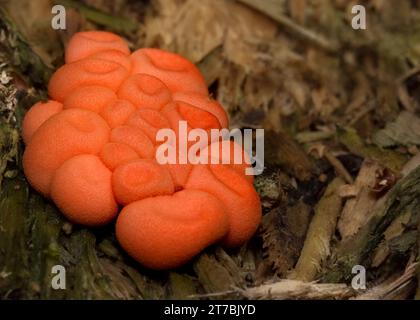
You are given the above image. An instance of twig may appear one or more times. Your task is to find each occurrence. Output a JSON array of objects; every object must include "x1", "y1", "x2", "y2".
[
  {"x1": 355, "y1": 263, "x2": 417, "y2": 300},
  {"x1": 348, "y1": 103, "x2": 376, "y2": 126},
  {"x1": 241, "y1": 279, "x2": 354, "y2": 300},
  {"x1": 237, "y1": 0, "x2": 339, "y2": 53},
  {"x1": 289, "y1": 177, "x2": 346, "y2": 281},
  {"x1": 188, "y1": 289, "x2": 237, "y2": 299},
  {"x1": 190, "y1": 279, "x2": 355, "y2": 300},
  {"x1": 324, "y1": 151, "x2": 354, "y2": 184},
  {"x1": 295, "y1": 130, "x2": 335, "y2": 144},
  {"x1": 337, "y1": 159, "x2": 382, "y2": 240}
]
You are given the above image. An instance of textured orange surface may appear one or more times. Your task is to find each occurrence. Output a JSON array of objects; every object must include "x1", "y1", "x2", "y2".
[
  {"x1": 50, "y1": 154, "x2": 118, "y2": 226},
  {"x1": 22, "y1": 100, "x2": 63, "y2": 144},
  {"x1": 22, "y1": 31, "x2": 261, "y2": 269},
  {"x1": 116, "y1": 190, "x2": 228, "y2": 270}
]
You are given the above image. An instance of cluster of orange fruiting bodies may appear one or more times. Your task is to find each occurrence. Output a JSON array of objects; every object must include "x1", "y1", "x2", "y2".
[{"x1": 22, "y1": 31, "x2": 261, "y2": 269}]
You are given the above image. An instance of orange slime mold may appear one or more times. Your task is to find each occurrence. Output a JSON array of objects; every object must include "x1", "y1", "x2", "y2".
[{"x1": 22, "y1": 30, "x2": 261, "y2": 269}]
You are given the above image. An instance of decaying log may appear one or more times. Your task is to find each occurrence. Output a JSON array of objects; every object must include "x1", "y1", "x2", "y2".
[{"x1": 324, "y1": 165, "x2": 420, "y2": 283}]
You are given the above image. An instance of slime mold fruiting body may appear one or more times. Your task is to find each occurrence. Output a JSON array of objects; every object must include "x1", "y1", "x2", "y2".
[{"x1": 22, "y1": 31, "x2": 261, "y2": 269}]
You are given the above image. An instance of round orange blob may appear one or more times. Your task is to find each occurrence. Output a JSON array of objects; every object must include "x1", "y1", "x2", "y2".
[
  {"x1": 161, "y1": 102, "x2": 215, "y2": 151},
  {"x1": 161, "y1": 102, "x2": 197, "y2": 140},
  {"x1": 165, "y1": 163, "x2": 193, "y2": 189},
  {"x1": 22, "y1": 100, "x2": 63, "y2": 144},
  {"x1": 126, "y1": 109, "x2": 171, "y2": 143},
  {"x1": 130, "y1": 49, "x2": 208, "y2": 95},
  {"x1": 185, "y1": 164, "x2": 261, "y2": 247},
  {"x1": 100, "y1": 142, "x2": 139, "y2": 170},
  {"x1": 112, "y1": 159, "x2": 174, "y2": 205},
  {"x1": 199, "y1": 140, "x2": 254, "y2": 183},
  {"x1": 48, "y1": 58, "x2": 129, "y2": 102},
  {"x1": 110, "y1": 125, "x2": 155, "y2": 159},
  {"x1": 51, "y1": 154, "x2": 118, "y2": 226},
  {"x1": 23, "y1": 108, "x2": 110, "y2": 196},
  {"x1": 177, "y1": 101, "x2": 221, "y2": 130},
  {"x1": 89, "y1": 50, "x2": 132, "y2": 71},
  {"x1": 116, "y1": 189, "x2": 228, "y2": 269},
  {"x1": 63, "y1": 85, "x2": 117, "y2": 114},
  {"x1": 65, "y1": 31, "x2": 130, "y2": 63},
  {"x1": 117, "y1": 74, "x2": 172, "y2": 110},
  {"x1": 173, "y1": 92, "x2": 228, "y2": 129},
  {"x1": 100, "y1": 99, "x2": 136, "y2": 128}
]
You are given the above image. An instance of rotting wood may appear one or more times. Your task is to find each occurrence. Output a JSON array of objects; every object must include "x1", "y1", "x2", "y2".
[
  {"x1": 241, "y1": 279, "x2": 354, "y2": 300},
  {"x1": 289, "y1": 177, "x2": 345, "y2": 282},
  {"x1": 324, "y1": 165, "x2": 420, "y2": 283},
  {"x1": 337, "y1": 159, "x2": 384, "y2": 240}
]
